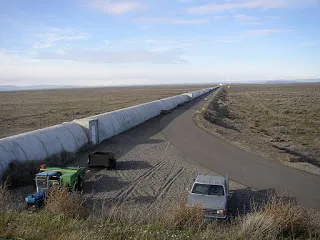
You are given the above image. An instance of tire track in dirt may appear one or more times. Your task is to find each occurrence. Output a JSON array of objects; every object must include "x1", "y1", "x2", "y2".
[
  {"x1": 114, "y1": 142, "x2": 171, "y2": 202},
  {"x1": 114, "y1": 160, "x2": 165, "y2": 200},
  {"x1": 154, "y1": 167, "x2": 184, "y2": 201}
]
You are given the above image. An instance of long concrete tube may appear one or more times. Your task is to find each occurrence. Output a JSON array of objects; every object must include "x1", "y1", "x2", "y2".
[{"x1": 0, "y1": 86, "x2": 218, "y2": 180}]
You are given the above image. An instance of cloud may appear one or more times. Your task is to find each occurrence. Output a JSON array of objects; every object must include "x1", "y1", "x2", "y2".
[
  {"x1": 188, "y1": 0, "x2": 286, "y2": 14},
  {"x1": 33, "y1": 28, "x2": 89, "y2": 49},
  {"x1": 213, "y1": 28, "x2": 290, "y2": 43},
  {"x1": 136, "y1": 17, "x2": 208, "y2": 25},
  {"x1": 89, "y1": 0, "x2": 144, "y2": 14},
  {"x1": 234, "y1": 14, "x2": 261, "y2": 25},
  {"x1": 299, "y1": 41, "x2": 318, "y2": 47},
  {"x1": 187, "y1": 0, "x2": 319, "y2": 14},
  {"x1": 214, "y1": 15, "x2": 228, "y2": 20},
  {"x1": 36, "y1": 49, "x2": 188, "y2": 64},
  {"x1": 246, "y1": 28, "x2": 290, "y2": 36},
  {"x1": 235, "y1": 14, "x2": 257, "y2": 21}
]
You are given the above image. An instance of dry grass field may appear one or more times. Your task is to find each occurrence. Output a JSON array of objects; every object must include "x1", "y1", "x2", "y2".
[
  {"x1": 0, "y1": 85, "x2": 209, "y2": 138},
  {"x1": 200, "y1": 83, "x2": 320, "y2": 173}
]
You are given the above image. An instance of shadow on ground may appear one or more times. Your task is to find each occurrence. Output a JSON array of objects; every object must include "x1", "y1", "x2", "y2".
[
  {"x1": 83, "y1": 175, "x2": 130, "y2": 194},
  {"x1": 116, "y1": 160, "x2": 153, "y2": 170},
  {"x1": 228, "y1": 187, "x2": 297, "y2": 217}
]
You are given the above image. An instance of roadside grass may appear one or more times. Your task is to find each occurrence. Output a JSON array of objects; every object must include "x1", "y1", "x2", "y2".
[
  {"x1": 44, "y1": 187, "x2": 86, "y2": 218},
  {"x1": 0, "y1": 185, "x2": 319, "y2": 240},
  {"x1": 198, "y1": 84, "x2": 320, "y2": 172},
  {"x1": 0, "y1": 182, "x2": 10, "y2": 211},
  {"x1": 202, "y1": 88, "x2": 237, "y2": 131},
  {"x1": 169, "y1": 203, "x2": 205, "y2": 229},
  {"x1": 239, "y1": 197, "x2": 319, "y2": 239}
]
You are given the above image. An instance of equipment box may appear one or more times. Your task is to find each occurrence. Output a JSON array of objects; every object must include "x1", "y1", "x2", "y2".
[{"x1": 88, "y1": 151, "x2": 116, "y2": 169}]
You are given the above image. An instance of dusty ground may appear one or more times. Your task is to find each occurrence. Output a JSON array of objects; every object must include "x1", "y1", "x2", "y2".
[
  {"x1": 0, "y1": 85, "x2": 210, "y2": 138},
  {"x1": 197, "y1": 83, "x2": 320, "y2": 175}
]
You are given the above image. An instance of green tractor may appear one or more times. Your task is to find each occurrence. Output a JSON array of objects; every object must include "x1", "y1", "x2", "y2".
[{"x1": 25, "y1": 165, "x2": 86, "y2": 207}]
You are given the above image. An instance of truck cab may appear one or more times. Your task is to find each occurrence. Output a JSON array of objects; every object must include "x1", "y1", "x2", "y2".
[{"x1": 186, "y1": 175, "x2": 229, "y2": 219}]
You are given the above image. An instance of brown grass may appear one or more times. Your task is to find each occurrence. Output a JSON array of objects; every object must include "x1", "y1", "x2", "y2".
[
  {"x1": 0, "y1": 85, "x2": 211, "y2": 138},
  {"x1": 239, "y1": 197, "x2": 318, "y2": 239},
  {"x1": 0, "y1": 192, "x2": 318, "y2": 240},
  {"x1": 168, "y1": 203, "x2": 205, "y2": 229},
  {"x1": 200, "y1": 83, "x2": 320, "y2": 168},
  {"x1": 44, "y1": 187, "x2": 86, "y2": 218},
  {"x1": 0, "y1": 182, "x2": 10, "y2": 211}
]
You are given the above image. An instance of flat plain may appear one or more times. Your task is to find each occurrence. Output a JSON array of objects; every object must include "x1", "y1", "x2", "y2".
[
  {"x1": 200, "y1": 83, "x2": 320, "y2": 173},
  {"x1": 0, "y1": 85, "x2": 210, "y2": 138}
]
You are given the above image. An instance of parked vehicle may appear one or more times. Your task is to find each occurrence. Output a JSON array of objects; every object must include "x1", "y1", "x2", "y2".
[
  {"x1": 186, "y1": 175, "x2": 229, "y2": 220},
  {"x1": 88, "y1": 151, "x2": 116, "y2": 169},
  {"x1": 25, "y1": 165, "x2": 86, "y2": 207}
]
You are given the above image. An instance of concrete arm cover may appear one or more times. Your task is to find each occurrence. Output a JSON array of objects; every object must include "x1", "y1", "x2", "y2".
[{"x1": 0, "y1": 86, "x2": 218, "y2": 180}]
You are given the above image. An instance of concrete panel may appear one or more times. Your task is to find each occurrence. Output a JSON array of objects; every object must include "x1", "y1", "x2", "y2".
[
  {"x1": 53, "y1": 126, "x2": 79, "y2": 153},
  {"x1": 115, "y1": 107, "x2": 141, "y2": 131},
  {"x1": 11, "y1": 133, "x2": 48, "y2": 161},
  {"x1": 160, "y1": 97, "x2": 176, "y2": 110},
  {"x1": 143, "y1": 101, "x2": 163, "y2": 119},
  {"x1": 72, "y1": 119, "x2": 90, "y2": 139},
  {"x1": 62, "y1": 122, "x2": 88, "y2": 148},
  {"x1": 132, "y1": 103, "x2": 150, "y2": 122},
  {"x1": 126, "y1": 106, "x2": 144, "y2": 125},
  {"x1": 182, "y1": 93, "x2": 193, "y2": 101},
  {"x1": 98, "y1": 116, "x2": 115, "y2": 140},
  {"x1": 0, "y1": 145, "x2": 14, "y2": 175},
  {"x1": 180, "y1": 94, "x2": 190, "y2": 103},
  {"x1": 103, "y1": 112, "x2": 122, "y2": 135},
  {"x1": 32, "y1": 128, "x2": 64, "y2": 157},
  {"x1": 0, "y1": 138, "x2": 27, "y2": 163}
]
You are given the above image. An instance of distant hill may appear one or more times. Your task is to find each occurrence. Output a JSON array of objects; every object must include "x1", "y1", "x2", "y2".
[
  {"x1": 264, "y1": 80, "x2": 300, "y2": 84},
  {"x1": 0, "y1": 85, "x2": 82, "y2": 91},
  {"x1": 263, "y1": 79, "x2": 319, "y2": 84}
]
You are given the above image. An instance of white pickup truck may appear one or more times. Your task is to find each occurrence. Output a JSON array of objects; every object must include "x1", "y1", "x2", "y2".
[{"x1": 186, "y1": 175, "x2": 229, "y2": 220}]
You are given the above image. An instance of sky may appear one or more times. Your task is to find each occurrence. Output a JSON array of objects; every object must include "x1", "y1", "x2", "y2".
[{"x1": 0, "y1": 0, "x2": 320, "y2": 86}]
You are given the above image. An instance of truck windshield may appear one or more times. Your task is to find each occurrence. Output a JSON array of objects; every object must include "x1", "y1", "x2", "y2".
[
  {"x1": 36, "y1": 177, "x2": 48, "y2": 190},
  {"x1": 191, "y1": 183, "x2": 224, "y2": 196}
]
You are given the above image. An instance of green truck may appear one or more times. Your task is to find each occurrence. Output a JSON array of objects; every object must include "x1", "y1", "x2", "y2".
[{"x1": 25, "y1": 165, "x2": 86, "y2": 207}]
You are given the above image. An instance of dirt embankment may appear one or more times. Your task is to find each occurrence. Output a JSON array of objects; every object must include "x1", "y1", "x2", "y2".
[{"x1": 195, "y1": 84, "x2": 320, "y2": 175}]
